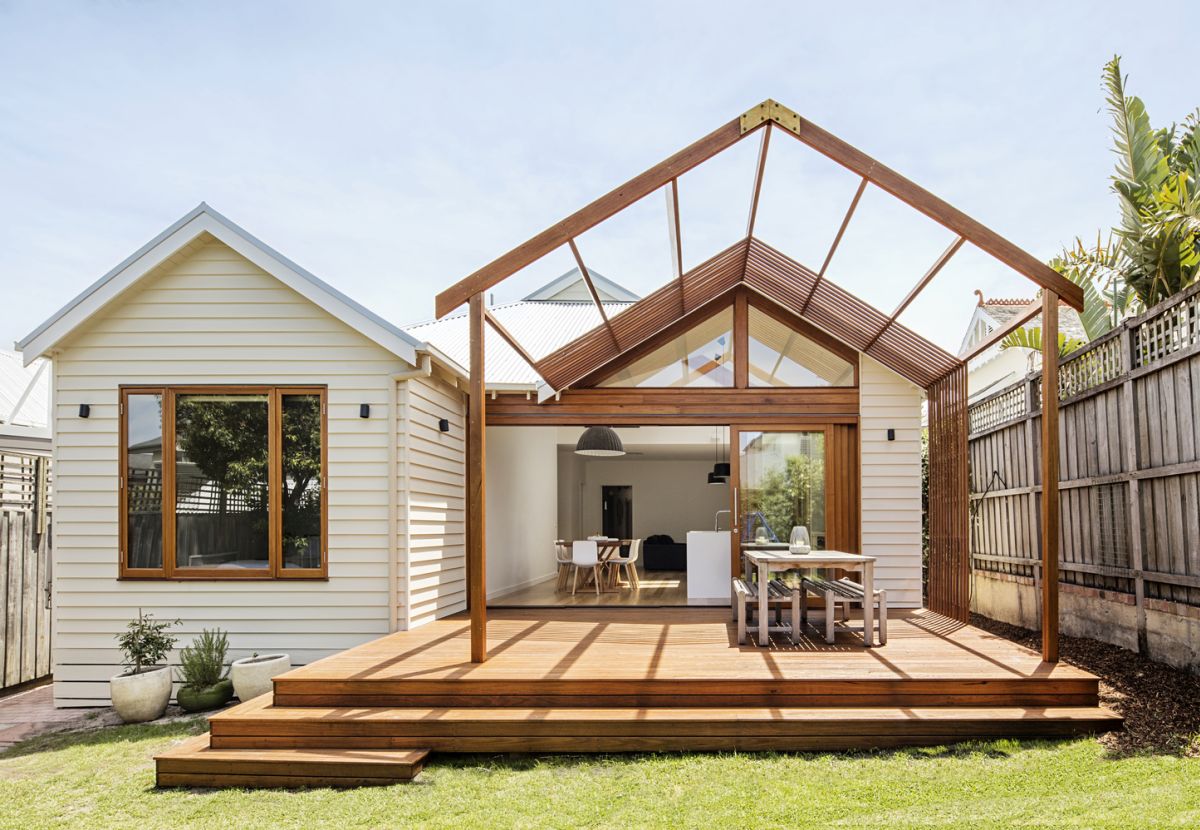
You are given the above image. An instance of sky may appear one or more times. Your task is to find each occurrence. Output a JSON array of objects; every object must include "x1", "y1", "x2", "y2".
[{"x1": 1, "y1": 1, "x2": 1197, "y2": 354}]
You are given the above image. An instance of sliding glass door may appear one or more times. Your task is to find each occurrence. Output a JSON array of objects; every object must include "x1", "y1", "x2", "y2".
[{"x1": 735, "y1": 428, "x2": 826, "y2": 545}]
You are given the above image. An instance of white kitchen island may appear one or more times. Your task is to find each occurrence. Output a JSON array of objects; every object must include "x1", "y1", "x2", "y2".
[{"x1": 685, "y1": 530, "x2": 731, "y2": 605}]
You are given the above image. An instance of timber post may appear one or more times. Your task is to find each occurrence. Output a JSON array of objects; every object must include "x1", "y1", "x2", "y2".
[
  {"x1": 1041, "y1": 290, "x2": 1060, "y2": 662},
  {"x1": 468, "y1": 293, "x2": 487, "y2": 662}
]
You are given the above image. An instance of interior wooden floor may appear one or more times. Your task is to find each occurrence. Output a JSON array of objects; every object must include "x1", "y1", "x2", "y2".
[
  {"x1": 157, "y1": 607, "x2": 1121, "y2": 787},
  {"x1": 491, "y1": 568, "x2": 689, "y2": 606}
]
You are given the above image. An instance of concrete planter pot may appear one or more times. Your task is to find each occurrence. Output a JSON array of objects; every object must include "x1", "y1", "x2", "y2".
[
  {"x1": 230, "y1": 654, "x2": 290, "y2": 701},
  {"x1": 110, "y1": 666, "x2": 172, "y2": 723}
]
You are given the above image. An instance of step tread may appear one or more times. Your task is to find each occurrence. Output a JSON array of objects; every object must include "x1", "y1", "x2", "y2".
[
  {"x1": 157, "y1": 733, "x2": 430, "y2": 766},
  {"x1": 214, "y1": 701, "x2": 1121, "y2": 724}
]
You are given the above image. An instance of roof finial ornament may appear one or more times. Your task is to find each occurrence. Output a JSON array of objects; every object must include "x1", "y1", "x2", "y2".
[{"x1": 974, "y1": 289, "x2": 984, "y2": 307}]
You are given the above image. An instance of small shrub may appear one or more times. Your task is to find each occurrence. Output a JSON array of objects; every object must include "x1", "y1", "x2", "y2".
[
  {"x1": 115, "y1": 610, "x2": 179, "y2": 674},
  {"x1": 178, "y1": 628, "x2": 229, "y2": 690}
]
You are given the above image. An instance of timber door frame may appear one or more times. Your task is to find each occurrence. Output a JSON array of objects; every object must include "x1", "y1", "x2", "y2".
[{"x1": 728, "y1": 422, "x2": 859, "y2": 579}]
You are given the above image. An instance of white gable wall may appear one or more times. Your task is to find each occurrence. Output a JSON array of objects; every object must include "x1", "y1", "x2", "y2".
[
  {"x1": 859, "y1": 356, "x2": 923, "y2": 608},
  {"x1": 50, "y1": 236, "x2": 412, "y2": 705}
]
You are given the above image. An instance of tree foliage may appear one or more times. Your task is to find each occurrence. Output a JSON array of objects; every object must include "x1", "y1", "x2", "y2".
[
  {"x1": 749, "y1": 454, "x2": 825, "y2": 544},
  {"x1": 115, "y1": 610, "x2": 179, "y2": 674},
  {"x1": 1003, "y1": 56, "x2": 1199, "y2": 355}
]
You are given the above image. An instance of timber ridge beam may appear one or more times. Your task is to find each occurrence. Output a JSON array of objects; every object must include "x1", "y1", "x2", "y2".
[{"x1": 435, "y1": 98, "x2": 1084, "y2": 318}]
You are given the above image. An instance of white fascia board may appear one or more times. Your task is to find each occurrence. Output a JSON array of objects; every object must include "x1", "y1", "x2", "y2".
[{"x1": 18, "y1": 203, "x2": 421, "y2": 367}]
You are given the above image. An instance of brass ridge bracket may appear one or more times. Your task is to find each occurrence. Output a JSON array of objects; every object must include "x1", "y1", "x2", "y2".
[{"x1": 739, "y1": 99, "x2": 802, "y2": 136}]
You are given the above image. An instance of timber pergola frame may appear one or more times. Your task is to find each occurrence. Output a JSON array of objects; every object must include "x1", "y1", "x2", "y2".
[{"x1": 437, "y1": 99, "x2": 1082, "y2": 665}]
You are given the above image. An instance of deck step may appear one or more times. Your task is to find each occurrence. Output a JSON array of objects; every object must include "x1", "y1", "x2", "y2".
[
  {"x1": 208, "y1": 697, "x2": 1122, "y2": 753},
  {"x1": 272, "y1": 677, "x2": 1102, "y2": 708},
  {"x1": 154, "y1": 733, "x2": 428, "y2": 788}
]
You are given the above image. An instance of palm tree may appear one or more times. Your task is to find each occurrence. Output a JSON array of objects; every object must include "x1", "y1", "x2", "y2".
[{"x1": 1003, "y1": 56, "x2": 1200, "y2": 355}]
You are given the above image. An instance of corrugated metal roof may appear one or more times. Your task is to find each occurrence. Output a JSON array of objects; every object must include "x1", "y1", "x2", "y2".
[
  {"x1": 405, "y1": 301, "x2": 633, "y2": 386},
  {"x1": 0, "y1": 349, "x2": 49, "y2": 430}
]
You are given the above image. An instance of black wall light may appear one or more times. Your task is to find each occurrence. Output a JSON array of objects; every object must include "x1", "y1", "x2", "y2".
[
  {"x1": 887, "y1": 428, "x2": 896, "y2": 441},
  {"x1": 359, "y1": 404, "x2": 370, "y2": 419},
  {"x1": 438, "y1": 418, "x2": 450, "y2": 433},
  {"x1": 78, "y1": 404, "x2": 90, "y2": 419}
]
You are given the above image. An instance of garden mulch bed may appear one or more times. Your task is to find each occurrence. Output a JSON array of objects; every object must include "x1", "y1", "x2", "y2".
[{"x1": 970, "y1": 613, "x2": 1200, "y2": 756}]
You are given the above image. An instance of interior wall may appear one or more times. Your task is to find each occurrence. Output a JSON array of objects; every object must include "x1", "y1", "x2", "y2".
[
  {"x1": 484, "y1": 426, "x2": 559, "y2": 598},
  {"x1": 558, "y1": 454, "x2": 730, "y2": 542}
]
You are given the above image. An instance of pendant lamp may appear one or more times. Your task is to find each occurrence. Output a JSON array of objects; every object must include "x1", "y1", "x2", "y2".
[{"x1": 575, "y1": 426, "x2": 625, "y2": 457}]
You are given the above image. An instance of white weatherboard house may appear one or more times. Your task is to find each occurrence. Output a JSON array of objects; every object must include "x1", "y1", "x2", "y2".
[{"x1": 20, "y1": 204, "x2": 924, "y2": 707}]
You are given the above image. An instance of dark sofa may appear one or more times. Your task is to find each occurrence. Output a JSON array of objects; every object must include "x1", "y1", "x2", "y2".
[{"x1": 642, "y1": 534, "x2": 687, "y2": 571}]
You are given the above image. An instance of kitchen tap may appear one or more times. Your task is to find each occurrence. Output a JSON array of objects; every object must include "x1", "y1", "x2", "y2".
[{"x1": 714, "y1": 509, "x2": 731, "y2": 532}]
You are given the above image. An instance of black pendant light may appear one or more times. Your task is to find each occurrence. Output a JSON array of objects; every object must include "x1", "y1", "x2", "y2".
[
  {"x1": 707, "y1": 471, "x2": 724, "y2": 485},
  {"x1": 575, "y1": 426, "x2": 625, "y2": 457},
  {"x1": 711, "y1": 426, "x2": 730, "y2": 480}
]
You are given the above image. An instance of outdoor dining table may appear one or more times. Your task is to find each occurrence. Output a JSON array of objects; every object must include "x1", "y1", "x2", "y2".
[{"x1": 741, "y1": 549, "x2": 878, "y2": 647}]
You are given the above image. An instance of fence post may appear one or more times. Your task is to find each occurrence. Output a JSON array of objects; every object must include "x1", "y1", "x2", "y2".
[
  {"x1": 1023, "y1": 375, "x2": 1040, "y2": 621},
  {"x1": 1118, "y1": 321, "x2": 1148, "y2": 654}
]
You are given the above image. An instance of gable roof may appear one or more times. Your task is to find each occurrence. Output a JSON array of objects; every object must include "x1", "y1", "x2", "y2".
[
  {"x1": 17, "y1": 203, "x2": 425, "y2": 367},
  {"x1": 522, "y1": 268, "x2": 639, "y2": 303},
  {"x1": 534, "y1": 237, "x2": 960, "y2": 391},
  {"x1": 432, "y1": 98, "x2": 1085, "y2": 394},
  {"x1": 959, "y1": 294, "x2": 1088, "y2": 359}
]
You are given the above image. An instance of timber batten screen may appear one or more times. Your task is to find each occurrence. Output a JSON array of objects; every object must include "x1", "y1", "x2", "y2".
[{"x1": 926, "y1": 366, "x2": 969, "y2": 622}]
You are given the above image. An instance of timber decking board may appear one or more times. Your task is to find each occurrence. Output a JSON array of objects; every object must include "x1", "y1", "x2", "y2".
[
  {"x1": 204, "y1": 701, "x2": 1119, "y2": 753},
  {"x1": 157, "y1": 608, "x2": 1118, "y2": 784},
  {"x1": 154, "y1": 733, "x2": 427, "y2": 788},
  {"x1": 272, "y1": 608, "x2": 1095, "y2": 690}
]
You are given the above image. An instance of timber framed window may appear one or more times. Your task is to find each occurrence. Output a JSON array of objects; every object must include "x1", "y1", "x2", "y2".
[{"x1": 119, "y1": 385, "x2": 327, "y2": 579}]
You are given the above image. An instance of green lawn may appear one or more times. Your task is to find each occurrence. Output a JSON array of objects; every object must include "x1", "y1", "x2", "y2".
[{"x1": 1, "y1": 719, "x2": 1198, "y2": 830}]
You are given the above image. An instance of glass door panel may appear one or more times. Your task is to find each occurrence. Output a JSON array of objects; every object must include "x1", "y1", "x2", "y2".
[{"x1": 736, "y1": 430, "x2": 826, "y2": 551}]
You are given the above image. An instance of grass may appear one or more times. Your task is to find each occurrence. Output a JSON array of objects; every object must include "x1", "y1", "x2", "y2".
[{"x1": 1, "y1": 720, "x2": 1198, "y2": 830}]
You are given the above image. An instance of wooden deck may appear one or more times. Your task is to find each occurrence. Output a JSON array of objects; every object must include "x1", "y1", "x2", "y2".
[{"x1": 157, "y1": 607, "x2": 1121, "y2": 787}]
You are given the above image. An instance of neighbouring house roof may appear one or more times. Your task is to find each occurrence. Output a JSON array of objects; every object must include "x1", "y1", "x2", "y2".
[
  {"x1": 17, "y1": 203, "x2": 429, "y2": 368},
  {"x1": 959, "y1": 293, "x2": 1088, "y2": 360},
  {"x1": 405, "y1": 299, "x2": 634, "y2": 387},
  {"x1": 521, "y1": 268, "x2": 639, "y2": 303},
  {"x1": 0, "y1": 349, "x2": 49, "y2": 433}
]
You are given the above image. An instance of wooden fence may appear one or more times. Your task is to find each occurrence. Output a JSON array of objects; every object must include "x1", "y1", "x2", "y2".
[
  {"x1": 1, "y1": 452, "x2": 52, "y2": 691},
  {"x1": 967, "y1": 280, "x2": 1200, "y2": 652}
]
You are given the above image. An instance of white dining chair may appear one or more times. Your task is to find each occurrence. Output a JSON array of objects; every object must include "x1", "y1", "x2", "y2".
[
  {"x1": 554, "y1": 541, "x2": 574, "y2": 591},
  {"x1": 570, "y1": 540, "x2": 602, "y2": 596},
  {"x1": 609, "y1": 539, "x2": 641, "y2": 590}
]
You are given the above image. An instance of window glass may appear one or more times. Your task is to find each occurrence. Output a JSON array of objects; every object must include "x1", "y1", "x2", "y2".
[
  {"x1": 174, "y1": 393, "x2": 270, "y2": 569},
  {"x1": 281, "y1": 394, "x2": 322, "y2": 569},
  {"x1": 738, "y1": 430, "x2": 826, "y2": 548},
  {"x1": 598, "y1": 309, "x2": 734, "y2": 387},
  {"x1": 125, "y1": 393, "x2": 163, "y2": 569},
  {"x1": 748, "y1": 306, "x2": 855, "y2": 387}
]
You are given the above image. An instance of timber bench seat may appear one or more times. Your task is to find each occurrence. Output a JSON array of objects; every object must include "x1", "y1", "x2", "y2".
[
  {"x1": 733, "y1": 577, "x2": 801, "y2": 644},
  {"x1": 802, "y1": 577, "x2": 887, "y2": 645}
]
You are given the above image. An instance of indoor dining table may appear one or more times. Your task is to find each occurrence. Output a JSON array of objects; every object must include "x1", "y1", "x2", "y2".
[
  {"x1": 564, "y1": 538, "x2": 629, "y2": 591},
  {"x1": 741, "y1": 548, "x2": 877, "y2": 646}
]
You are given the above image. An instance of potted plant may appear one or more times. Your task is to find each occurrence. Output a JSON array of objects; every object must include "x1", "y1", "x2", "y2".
[
  {"x1": 111, "y1": 610, "x2": 179, "y2": 723},
  {"x1": 231, "y1": 651, "x2": 291, "y2": 702},
  {"x1": 176, "y1": 628, "x2": 234, "y2": 712}
]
